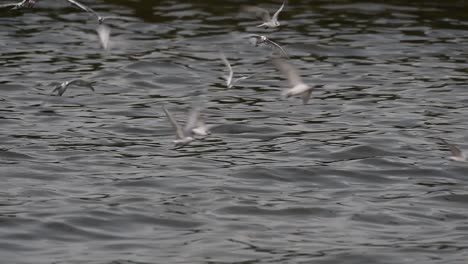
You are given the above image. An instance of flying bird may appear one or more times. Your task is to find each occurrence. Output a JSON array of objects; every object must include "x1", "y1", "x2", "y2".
[
  {"x1": 242, "y1": 0, "x2": 286, "y2": 28},
  {"x1": 439, "y1": 138, "x2": 467, "y2": 162},
  {"x1": 220, "y1": 52, "x2": 250, "y2": 88},
  {"x1": 249, "y1": 35, "x2": 288, "y2": 58},
  {"x1": 51, "y1": 79, "x2": 95, "y2": 96},
  {"x1": 272, "y1": 58, "x2": 312, "y2": 105},
  {"x1": 163, "y1": 106, "x2": 211, "y2": 147}
]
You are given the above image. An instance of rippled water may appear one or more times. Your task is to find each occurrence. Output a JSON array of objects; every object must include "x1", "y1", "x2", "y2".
[{"x1": 1, "y1": 0, "x2": 468, "y2": 263}]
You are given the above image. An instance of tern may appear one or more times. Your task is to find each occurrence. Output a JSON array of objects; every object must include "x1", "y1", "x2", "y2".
[
  {"x1": 51, "y1": 79, "x2": 95, "y2": 96},
  {"x1": 242, "y1": 0, "x2": 285, "y2": 28},
  {"x1": 163, "y1": 106, "x2": 211, "y2": 147},
  {"x1": 272, "y1": 58, "x2": 312, "y2": 105},
  {"x1": 65, "y1": 0, "x2": 132, "y2": 24},
  {"x1": 220, "y1": 52, "x2": 250, "y2": 88},
  {"x1": 0, "y1": 0, "x2": 36, "y2": 9},
  {"x1": 439, "y1": 138, "x2": 467, "y2": 162},
  {"x1": 249, "y1": 35, "x2": 288, "y2": 58},
  {"x1": 243, "y1": 0, "x2": 286, "y2": 28}
]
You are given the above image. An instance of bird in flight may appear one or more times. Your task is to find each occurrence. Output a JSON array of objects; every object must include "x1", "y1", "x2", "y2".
[
  {"x1": 249, "y1": 35, "x2": 288, "y2": 58},
  {"x1": 272, "y1": 58, "x2": 313, "y2": 105},
  {"x1": 51, "y1": 79, "x2": 95, "y2": 96},
  {"x1": 163, "y1": 106, "x2": 211, "y2": 147},
  {"x1": 242, "y1": 1, "x2": 286, "y2": 28},
  {"x1": 220, "y1": 52, "x2": 251, "y2": 89},
  {"x1": 439, "y1": 138, "x2": 467, "y2": 162}
]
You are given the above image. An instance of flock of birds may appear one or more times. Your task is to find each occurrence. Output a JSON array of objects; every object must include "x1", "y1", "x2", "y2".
[{"x1": 2, "y1": 0, "x2": 466, "y2": 161}]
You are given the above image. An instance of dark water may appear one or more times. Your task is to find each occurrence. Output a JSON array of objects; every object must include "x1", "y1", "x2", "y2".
[{"x1": 1, "y1": 0, "x2": 468, "y2": 263}]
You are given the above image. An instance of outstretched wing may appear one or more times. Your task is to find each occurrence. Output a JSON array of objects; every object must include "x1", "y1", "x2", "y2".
[
  {"x1": 96, "y1": 24, "x2": 111, "y2": 50},
  {"x1": 220, "y1": 52, "x2": 233, "y2": 86},
  {"x1": 163, "y1": 107, "x2": 185, "y2": 140},
  {"x1": 0, "y1": 3, "x2": 19, "y2": 8},
  {"x1": 185, "y1": 107, "x2": 202, "y2": 135},
  {"x1": 66, "y1": 0, "x2": 100, "y2": 20},
  {"x1": 68, "y1": 79, "x2": 95, "y2": 92},
  {"x1": 51, "y1": 84, "x2": 64, "y2": 96},
  {"x1": 272, "y1": 59, "x2": 303, "y2": 87},
  {"x1": 264, "y1": 38, "x2": 288, "y2": 58},
  {"x1": 439, "y1": 138, "x2": 463, "y2": 158},
  {"x1": 272, "y1": 0, "x2": 286, "y2": 22}
]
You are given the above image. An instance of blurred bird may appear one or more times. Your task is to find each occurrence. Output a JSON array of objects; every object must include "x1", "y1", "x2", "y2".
[
  {"x1": 272, "y1": 58, "x2": 312, "y2": 105},
  {"x1": 249, "y1": 35, "x2": 288, "y2": 58},
  {"x1": 242, "y1": 0, "x2": 286, "y2": 28},
  {"x1": 220, "y1": 52, "x2": 250, "y2": 88},
  {"x1": 65, "y1": 0, "x2": 135, "y2": 50},
  {"x1": 163, "y1": 106, "x2": 211, "y2": 147},
  {"x1": 51, "y1": 79, "x2": 95, "y2": 96},
  {"x1": 439, "y1": 138, "x2": 467, "y2": 162}
]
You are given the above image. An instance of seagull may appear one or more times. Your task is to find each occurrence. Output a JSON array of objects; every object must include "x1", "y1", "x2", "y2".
[
  {"x1": 249, "y1": 35, "x2": 288, "y2": 58},
  {"x1": 163, "y1": 106, "x2": 211, "y2": 147},
  {"x1": 51, "y1": 79, "x2": 95, "y2": 96},
  {"x1": 0, "y1": 0, "x2": 36, "y2": 9},
  {"x1": 242, "y1": 0, "x2": 286, "y2": 28},
  {"x1": 220, "y1": 52, "x2": 250, "y2": 88},
  {"x1": 65, "y1": 0, "x2": 132, "y2": 25},
  {"x1": 96, "y1": 24, "x2": 110, "y2": 50},
  {"x1": 439, "y1": 138, "x2": 467, "y2": 162},
  {"x1": 272, "y1": 58, "x2": 312, "y2": 105}
]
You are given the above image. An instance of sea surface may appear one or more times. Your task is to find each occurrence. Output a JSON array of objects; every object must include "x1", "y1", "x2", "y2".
[{"x1": 1, "y1": 0, "x2": 468, "y2": 263}]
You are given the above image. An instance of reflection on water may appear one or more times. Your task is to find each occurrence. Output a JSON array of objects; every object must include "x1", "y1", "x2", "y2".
[{"x1": 1, "y1": 0, "x2": 468, "y2": 263}]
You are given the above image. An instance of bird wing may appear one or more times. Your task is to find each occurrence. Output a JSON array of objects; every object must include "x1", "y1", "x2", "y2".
[
  {"x1": 272, "y1": 0, "x2": 286, "y2": 22},
  {"x1": 68, "y1": 79, "x2": 95, "y2": 92},
  {"x1": 241, "y1": 6, "x2": 271, "y2": 22},
  {"x1": 66, "y1": 0, "x2": 100, "y2": 19},
  {"x1": 101, "y1": 16, "x2": 135, "y2": 22},
  {"x1": 163, "y1": 107, "x2": 185, "y2": 139},
  {"x1": 232, "y1": 75, "x2": 250, "y2": 86},
  {"x1": 220, "y1": 52, "x2": 233, "y2": 86},
  {"x1": 264, "y1": 38, "x2": 288, "y2": 58},
  {"x1": 96, "y1": 24, "x2": 111, "y2": 50},
  {"x1": 0, "y1": 3, "x2": 18, "y2": 8},
  {"x1": 440, "y1": 138, "x2": 463, "y2": 158},
  {"x1": 51, "y1": 84, "x2": 63, "y2": 96},
  {"x1": 272, "y1": 59, "x2": 303, "y2": 87},
  {"x1": 185, "y1": 107, "x2": 202, "y2": 135},
  {"x1": 302, "y1": 89, "x2": 312, "y2": 105}
]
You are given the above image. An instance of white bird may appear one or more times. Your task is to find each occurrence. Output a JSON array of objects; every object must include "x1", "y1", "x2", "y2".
[
  {"x1": 0, "y1": 0, "x2": 36, "y2": 9},
  {"x1": 163, "y1": 106, "x2": 211, "y2": 147},
  {"x1": 220, "y1": 52, "x2": 250, "y2": 88},
  {"x1": 439, "y1": 138, "x2": 467, "y2": 162},
  {"x1": 242, "y1": 0, "x2": 285, "y2": 28},
  {"x1": 96, "y1": 24, "x2": 111, "y2": 50},
  {"x1": 186, "y1": 107, "x2": 212, "y2": 136},
  {"x1": 51, "y1": 79, "x2": 95, "y2": 96},
  {"x1": 249, "y1": 35, "x2": 288, "y2": 58},
  {"x1": 272, "y1": 58, "x2": 312, "y2": 105},
  {"x1": 65, "y1": 0, "x2": 133, "y2": 25}
]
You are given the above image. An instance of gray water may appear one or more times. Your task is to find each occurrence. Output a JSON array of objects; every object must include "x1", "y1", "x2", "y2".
[{"x1": 1, "y1": 0, "x2": 468, "y2": 263}]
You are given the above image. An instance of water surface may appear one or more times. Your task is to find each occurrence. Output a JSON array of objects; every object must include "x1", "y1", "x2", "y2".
[{"x1": 1, "y1": 0, "x2": 468, "y2": 263}]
